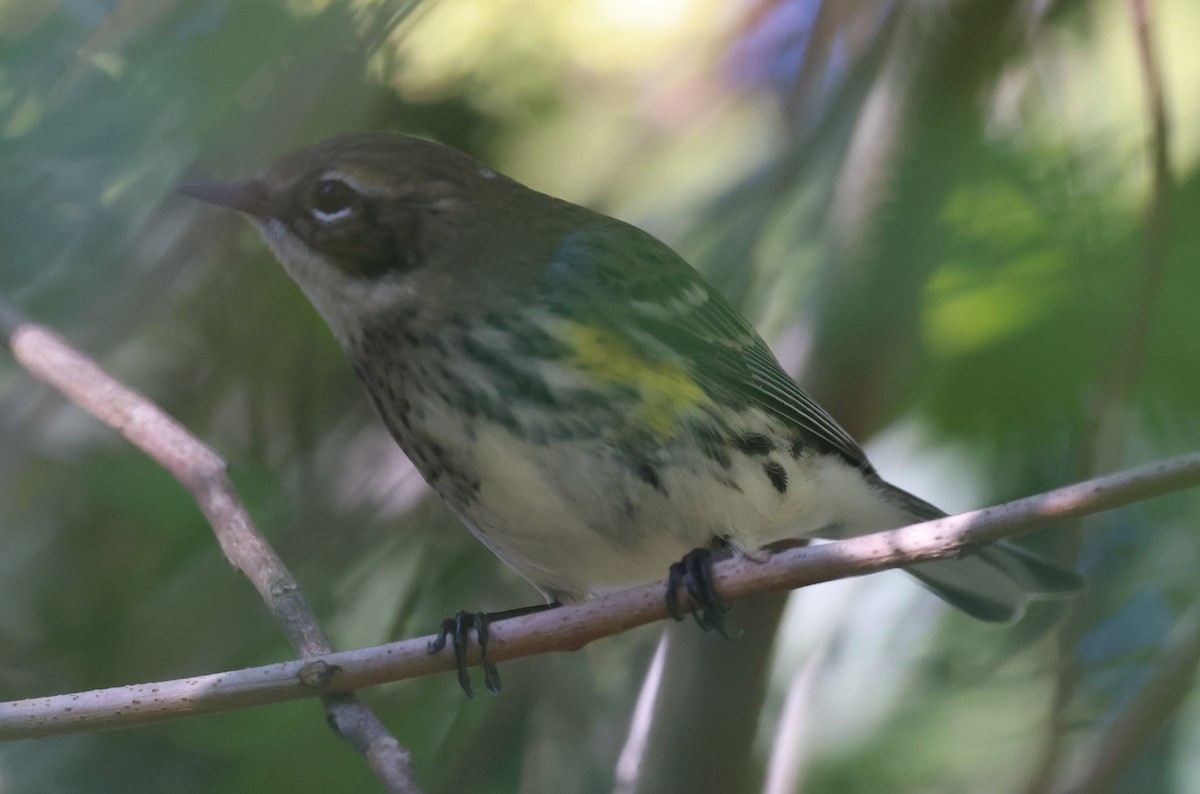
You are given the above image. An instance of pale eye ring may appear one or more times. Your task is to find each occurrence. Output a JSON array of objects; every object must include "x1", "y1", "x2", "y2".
[{"x1": 311, "y1": 179, "x2": 360, "y2": 222}]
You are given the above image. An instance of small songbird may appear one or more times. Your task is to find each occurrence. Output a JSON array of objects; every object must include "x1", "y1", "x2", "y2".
[{"x1": 181, "y1": 132, "x2": 1082, "y2": 695}]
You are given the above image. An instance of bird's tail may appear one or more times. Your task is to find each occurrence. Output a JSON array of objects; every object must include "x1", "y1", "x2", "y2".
[{"x1": 876, "y1": 480, "x2": 1084, "y2": 622}]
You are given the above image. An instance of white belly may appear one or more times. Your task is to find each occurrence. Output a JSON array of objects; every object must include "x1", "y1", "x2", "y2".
[{"x1": 437, "y1": 410, "x2": 910, "y2": 602}]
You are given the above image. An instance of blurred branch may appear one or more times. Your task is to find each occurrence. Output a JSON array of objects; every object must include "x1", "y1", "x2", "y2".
[
  {"x1": 0, "y1": 297, "x2": 423, "y2": 794},
  {"x1": 631, "y1": 596, "x2": 785, "y2": 794},
  {"x1": 1072, "y1": 597, "x2": 1200, "y2": 794},
  {"x1": 4, "y1": 450, "x2": 1200, "y2": 740},
  {"x1": 1082, "y1": 0, "x2": 1174, "y2": 470},
  {"x1": 1027, "y1": 1, "x2": 1174, "y2": 790},
  {"x1": 613, "y1": 632, "x2": 669, "y2": 794},
  {"x1": 1117, "y1": 0, "x2": 1173, "y2": 391},
  {"x1": 762, "y1": 635, "x2": 826, "y2": 794}
]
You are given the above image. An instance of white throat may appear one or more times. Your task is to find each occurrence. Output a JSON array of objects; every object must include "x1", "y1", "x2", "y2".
[{"x1": 257, "y1": 219, "x2": 419, "y2": 344}]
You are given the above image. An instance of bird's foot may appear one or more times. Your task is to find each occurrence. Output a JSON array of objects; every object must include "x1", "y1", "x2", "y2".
[
  {"x1": 428, "y1": 610, "x2": 498, "y2": 698},
  {"x1": 666, "y1": 548, "x2": 733, "y2": 638},
  {"x1": 427, "y1": 602, "x2": 560, "y2": 697}
]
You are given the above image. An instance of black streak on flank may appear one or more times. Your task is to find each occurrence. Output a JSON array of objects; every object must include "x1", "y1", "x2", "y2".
[
  {"x1": 458, "y1": 333, "x2": 557, "y2": 405},
  {"x1": 635, "y1": 462, "x2": 667, "y2": 495},
  {"x1": 734, "y1": 433, "x2": 775, "y2": 456},
  {"x1": 764, "y1": 461, "x2": 788, "y2": 494},
  {"x1": 691, "y1": 422, "x2": 732, "y2": 469},
  {"x1": 716, "y1": 475, "x2": 742, "y2": 492}
]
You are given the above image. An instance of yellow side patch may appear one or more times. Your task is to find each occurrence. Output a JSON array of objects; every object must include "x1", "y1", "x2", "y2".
[{"x1": 562, "y1": 322, "x2": 709, "y2": 435}]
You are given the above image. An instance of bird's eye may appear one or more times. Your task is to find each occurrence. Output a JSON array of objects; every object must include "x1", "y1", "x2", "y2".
[{"x1": 311, "y1": 179, "x2": 360, "y2": 222}]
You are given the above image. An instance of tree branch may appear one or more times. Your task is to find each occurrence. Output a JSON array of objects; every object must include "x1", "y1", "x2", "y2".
[
  {"x1": 0, "y1": 298, "x2": 422, "y2": 794},
  {"x1": 2, "y1": 449, "x2": 1199, "y2": 741}
]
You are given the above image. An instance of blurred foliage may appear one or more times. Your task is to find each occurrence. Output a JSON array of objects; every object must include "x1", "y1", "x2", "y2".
[{"x1": 1, "y1": 0, "x2": 1199, "y2": 792}]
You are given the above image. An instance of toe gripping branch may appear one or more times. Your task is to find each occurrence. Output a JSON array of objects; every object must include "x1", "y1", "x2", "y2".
[
  {"x1": 427, "y1": 602, "x2": 560, "y2": 697},
  {"x1": 429, "y1": 551, "x2": 733, "y2": 697},
  {"x1": 428, "y1": 610, "x2": 498, "y2": 698},
  {"x1": 666, "y1": 547, "x2": 733, "y2": 637}
]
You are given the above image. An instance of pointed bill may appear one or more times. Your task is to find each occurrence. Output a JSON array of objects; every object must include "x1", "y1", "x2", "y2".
[{"x1": 178, "y1": 179, "x2": 272, "y2": 219}]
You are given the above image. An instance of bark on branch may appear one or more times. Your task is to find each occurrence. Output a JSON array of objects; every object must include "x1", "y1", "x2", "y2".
[
  {"x1": 0, "y1": 298, "x2": 422, "y2": 794},
  {"x1": 2, "y1": 448, "x2": 1199, "y2": 741}
]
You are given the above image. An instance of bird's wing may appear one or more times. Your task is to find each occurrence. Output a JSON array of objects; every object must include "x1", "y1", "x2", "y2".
[{"x1": 536, "y1": 223, "x2": 871, "y2": 471}]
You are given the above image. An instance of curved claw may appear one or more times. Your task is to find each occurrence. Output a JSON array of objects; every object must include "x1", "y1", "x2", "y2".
[
  {"x1": 476, "y1": 618, "x2": 502, "y2": 694},
  {"x1": 427, "y1": 609, "x2": 496, "y2": 698},
  {"x1": 666, "y1": 548, "x2": 734, "y2": 638}
]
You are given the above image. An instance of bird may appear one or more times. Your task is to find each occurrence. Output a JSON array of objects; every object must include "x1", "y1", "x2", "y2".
[{"x1": 180, "y1": 132, "x2": 1083, "y2": 695}]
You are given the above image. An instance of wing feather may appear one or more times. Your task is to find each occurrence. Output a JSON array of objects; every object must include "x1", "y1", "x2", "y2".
[{"x1": 537, "y1": 224, "x2": 871, "y2": 470}]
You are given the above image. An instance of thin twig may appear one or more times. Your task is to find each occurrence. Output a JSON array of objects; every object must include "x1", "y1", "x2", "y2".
[
  {"x1": 0, "y1": 298, "x2": 422, "y2": 794},
  {"x1": 3, "y1": 450, "x2": 1199, "y2": 740}
]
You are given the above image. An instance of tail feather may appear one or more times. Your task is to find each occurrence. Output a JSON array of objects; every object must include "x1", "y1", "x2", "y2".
[{"x1": 873, "y1": 478, "x2": 1084, "y2": 622}]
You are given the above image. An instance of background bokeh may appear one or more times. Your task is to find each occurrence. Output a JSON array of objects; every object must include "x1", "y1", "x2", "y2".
[{"x1": 2, "y1": 0, "x2": 1199, "y2": 791}]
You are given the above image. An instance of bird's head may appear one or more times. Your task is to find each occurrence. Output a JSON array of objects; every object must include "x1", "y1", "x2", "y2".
[{"x1": 180, "y1": 132, "x2": 559, "y2": 340}]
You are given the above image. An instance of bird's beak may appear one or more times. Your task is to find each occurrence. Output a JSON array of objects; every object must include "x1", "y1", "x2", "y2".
[{"x1": 178, "y1": 179, "x2": 272, "y2": 220}]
